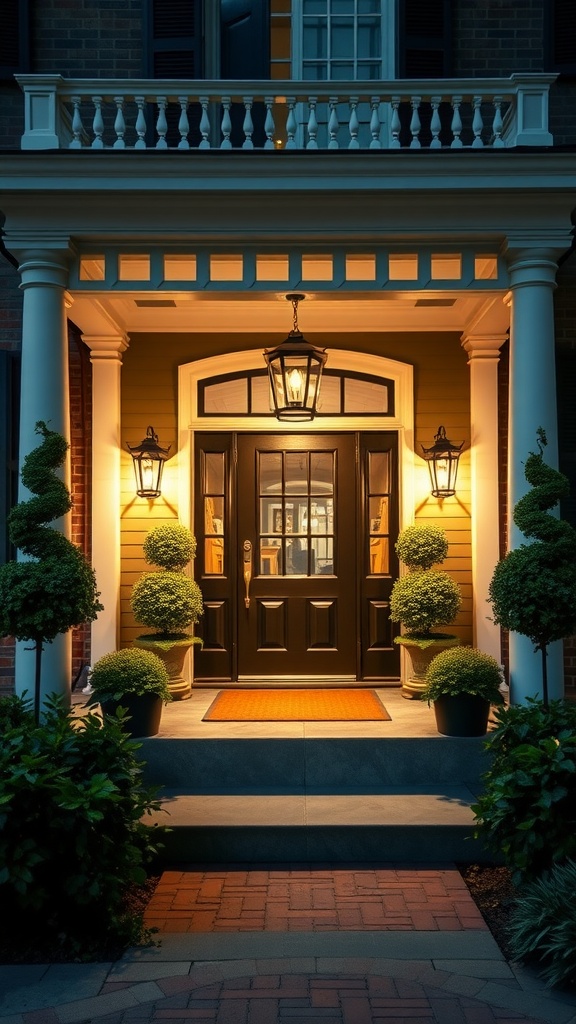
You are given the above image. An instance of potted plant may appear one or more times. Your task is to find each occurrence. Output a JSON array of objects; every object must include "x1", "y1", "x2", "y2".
[
  {"x1": 131, "y1": 523, "x2": 203, "y2": 700},
  {"x1": 390, "y1": 524, "x2": 462, "y2": 699},
  {"x1": 422, "y1": 646, "x2": 504, "y2": 736},
  {"x1": 89, "y1": 647, "x2": 172, "y2": 737}
]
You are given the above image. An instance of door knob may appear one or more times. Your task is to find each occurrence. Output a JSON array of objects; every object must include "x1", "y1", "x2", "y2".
[{"x1": 242, "y1": 539, "x2": 252, "y2": 608}]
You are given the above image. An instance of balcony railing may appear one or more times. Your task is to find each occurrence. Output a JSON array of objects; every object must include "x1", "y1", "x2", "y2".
[{"x1": 16, "y1": 74, "x2": 555, "y2": 152}]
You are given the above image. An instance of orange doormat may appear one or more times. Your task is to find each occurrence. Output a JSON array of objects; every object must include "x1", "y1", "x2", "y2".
[{"x1": 202, "y1": 688, "x2": 391, "y2": 721}]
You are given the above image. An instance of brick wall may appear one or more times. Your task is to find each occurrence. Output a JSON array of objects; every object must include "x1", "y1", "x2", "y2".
[
  {"x1": 68, "y1": 324, "x2": 93, "y2": 687},
  {"x1": 31, "y1": 0, "x2": 144, "y2": 79},
  {"x1": 453, "y1": 0, "x2": 544, "y2": 76}
]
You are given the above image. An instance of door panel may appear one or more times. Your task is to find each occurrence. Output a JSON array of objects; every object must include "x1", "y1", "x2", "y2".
[{"x1": 237, "y1": 433, "x2": 357, "y2": 677}]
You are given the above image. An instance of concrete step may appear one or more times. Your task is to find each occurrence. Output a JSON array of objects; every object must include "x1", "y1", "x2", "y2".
[
  {"x1": 147, "y1": 786, "x2": 491, "y2": 864},
  {"x1": 138, "y1": 736, "x2": 491, "y2": 792}
]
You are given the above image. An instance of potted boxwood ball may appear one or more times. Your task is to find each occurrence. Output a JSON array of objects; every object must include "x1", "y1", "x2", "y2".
[
  {"x1": 390, "y1": 524, "x2": 462, "y2": 699},
  {"x1": 89, "y1": 647, "x2": 172, "y2": 738},
  {"x1": 422, "y1": 646, "x2": 504, "y2": 736},
  {"x1": 131, "y1": 523, "x2": 203, "y2": 701}
]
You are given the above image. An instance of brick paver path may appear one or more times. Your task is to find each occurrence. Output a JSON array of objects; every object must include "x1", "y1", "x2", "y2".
[
  {"x1": 144, "y1": 864, "x2": 487, "y2": 933},
  {"x1": 91, "y1": 972, "x2": 547, "y2": 1024}
]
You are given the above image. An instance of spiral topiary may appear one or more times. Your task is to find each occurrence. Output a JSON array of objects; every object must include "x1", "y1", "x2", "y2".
[
  {"x1": 0, "y1": 422, "x2": 102, "y2": 721},
  {"x1": 390, "y1": 524, "x2": 461, "y2": 643},
  {"x1": 489, "y1": 428, "x2": 576, "y2": 706},
  {"x1": 130, "y1": 523, "x2": 203, "y2": 641}
]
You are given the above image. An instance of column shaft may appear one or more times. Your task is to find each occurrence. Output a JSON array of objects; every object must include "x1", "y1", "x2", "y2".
[
  {"x1": 15, "y1": 251, "x2": 72, "y2": 703},
  {"x1": 84, "y1": 336, "x2": 129, "y2": 665},
  {"x1": 507, "y1": 249, "x2": 563, "y2": 702}
]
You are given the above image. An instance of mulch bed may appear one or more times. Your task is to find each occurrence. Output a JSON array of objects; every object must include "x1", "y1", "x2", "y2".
[{"x1": 459, "y1": 863, "x2": 519, "y2": 961}]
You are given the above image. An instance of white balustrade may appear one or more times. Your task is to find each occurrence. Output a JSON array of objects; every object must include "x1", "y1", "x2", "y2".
[{"x1": 15, "y1": 74, "x2": 556, "y2": 151}]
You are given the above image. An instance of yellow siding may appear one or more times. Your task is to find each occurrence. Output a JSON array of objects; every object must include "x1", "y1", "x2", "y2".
[{"x1": 120, "y1": 330, "x2": 473, "y2": 649}]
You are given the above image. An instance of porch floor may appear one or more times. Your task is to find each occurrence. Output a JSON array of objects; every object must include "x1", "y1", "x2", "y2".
[{"x1": 129, "y1": 685, "x2": 446, "y2": 740}]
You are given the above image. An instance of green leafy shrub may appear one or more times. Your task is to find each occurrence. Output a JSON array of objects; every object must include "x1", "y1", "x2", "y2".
[
  {"x1": 422, "y1": 646, "x2": 504, "y2": 705},
  {"x1": 89, "y1": 648, "x2": 172, "y2": 703},
  {"x1": 390, "y1": 524, "x2": 461, "y2": 640},
  {"x1": 391, "y1": 569, "x2": 461, "y2": 636},
  {"x1": 395, "y1": 524, "x2": 448, "y2": 570},
  {"x1": 472, "y1": 699, "x2": 576, "y2": 884},
  {"x1": 0, "y1": 423, "x2": 102, "y2": 720},
  {"x1": 143, "y1": 523, "x2": 196, "y2": 570},
  {"x1": 130, "y1": 523, "x2": 203, "y2": 639},
  {"x1": 489, "y1": 429, "x2": 576, "y2": 706},
  {"x1": 509, "y1": 859, "x2": 576, "y2": 988},
  {"x1": 0, "y1": 694, "x2": 165, "y2": 959}
]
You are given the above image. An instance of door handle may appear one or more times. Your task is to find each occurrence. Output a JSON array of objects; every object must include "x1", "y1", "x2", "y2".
[{"x1": 242, "y1": 540, "x2": 253, "y2": 608}]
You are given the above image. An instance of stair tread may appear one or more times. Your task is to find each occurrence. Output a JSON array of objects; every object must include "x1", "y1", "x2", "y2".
[{"x1": 151, "y1": 786, "x2": 477, "y2": 827}]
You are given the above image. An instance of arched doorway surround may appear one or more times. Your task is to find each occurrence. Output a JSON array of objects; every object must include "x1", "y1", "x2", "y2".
[{"x1": 178, "y1": 349, "x2": 414, "y2": 682}]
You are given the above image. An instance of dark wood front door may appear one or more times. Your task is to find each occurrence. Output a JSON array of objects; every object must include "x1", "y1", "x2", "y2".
[
  {"x1": 237, "y1": 433, "x2": 356, "y2": 677},
  {"x1": 194, "y1": 431, "x2": 400, "y2": 682}
]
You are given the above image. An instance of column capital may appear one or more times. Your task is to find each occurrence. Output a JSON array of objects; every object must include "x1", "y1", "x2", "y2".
[
  {"x1": 504, "y1": 246, "x2": 561, "y2": 289},
  {"x1": 17, "y1": 249, "x2": 70, "y2": 291},
  {"x1": 461, "y1": 333, "x2": 507, "y2": 361},
  {"x1": 83, "y1": 335, "x2": 130, "y2": 362}
]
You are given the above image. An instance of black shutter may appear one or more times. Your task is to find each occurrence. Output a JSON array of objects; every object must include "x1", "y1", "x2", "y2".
[
  {"x1": 0, "y1": 0, "x2": 30, "y2": 80},
  {"x1": 144, "y1": 0, "x2": 203, "y2": 78},
  {"x1": 0, "y1": 352, "x2": 20, "y2": 565},
  {"x1": 220, "y1": 0, "x2": 270, "y2": 79},
  {"x1": 546, "y1": 0, "x2": 576, "y2": 76},
  {"x1": 398, "y1": 0, "x2": 452, "y2": 78}
]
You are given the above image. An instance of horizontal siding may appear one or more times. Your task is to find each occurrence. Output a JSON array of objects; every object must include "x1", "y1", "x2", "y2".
[{"x1": 119, "y1": 330, "x2": 475, "y2": 651}]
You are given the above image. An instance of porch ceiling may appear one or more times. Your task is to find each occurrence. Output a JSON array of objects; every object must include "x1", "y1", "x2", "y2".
[{"x1": 69, "y1": 290, "x2": 510, "y2": 337}]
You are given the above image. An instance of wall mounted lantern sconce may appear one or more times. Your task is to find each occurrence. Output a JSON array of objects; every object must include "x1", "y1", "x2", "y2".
[
  {"x1": 126, "y1": 425, "x2": 171, "y2": 498},
  {"x1": 264, "y1": 293, "x2": 327, "y2": 421},
  {"x1": 421, "y1": 425, "x2": 464, "y2": 498}
]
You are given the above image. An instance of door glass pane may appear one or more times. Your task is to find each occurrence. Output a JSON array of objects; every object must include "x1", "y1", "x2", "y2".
[
  {"x1": 285, "y1": 452, "x2": 307, "y2": 494},
  {"x1": 368, "y1": 451, "x2": 390, "y2": 492},
  {"x1": 203, "y1": 452, "x2": 225, "y2": 577},
  {"x1": 260, "y1": 452, "x2": 282, "y2": 494},
  {"x1": 368, "y1": 450, "x2": 391, "y2": 576},
  {"x1": 312, "y1": 536, "x2": 333, "y2": 574},
  {"x1": 204, "y1": 452, "x2": 224, "y2": 494},
  {"x1": 310, "y1": 451, "x2": 334, "y2": 495}
]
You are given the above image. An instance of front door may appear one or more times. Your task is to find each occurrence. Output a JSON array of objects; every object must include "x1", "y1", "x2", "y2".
[{"x1": 194, "y1": 431, "x2": 399, "y2": 682}]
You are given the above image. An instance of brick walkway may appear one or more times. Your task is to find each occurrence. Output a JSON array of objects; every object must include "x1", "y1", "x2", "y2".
[
  {"x1": 96, "y1": 970, "x2": 545, "y2": 1023},
  {"x1": 144, "y1": 864, "x2": 487, "y2": 933}
]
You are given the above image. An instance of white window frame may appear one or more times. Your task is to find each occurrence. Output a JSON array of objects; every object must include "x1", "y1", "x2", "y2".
[{"x1": 291, "y1": 0, "x2": 396, "y2": 80}]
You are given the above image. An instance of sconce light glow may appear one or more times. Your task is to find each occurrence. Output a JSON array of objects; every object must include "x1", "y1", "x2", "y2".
[
  {"x1": 126, "y1": 425, "x2": 171, "y2": 498},
  {"x1": 421, "y1": 425, "x2": 464, "y2": 498}
]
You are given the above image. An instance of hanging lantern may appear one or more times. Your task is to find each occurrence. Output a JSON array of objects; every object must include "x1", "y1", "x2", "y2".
[
  {"x1": 421, "y1": 425, "x2": 464, "y2": 498},
  {"x1": 126, "y1": 425, "x2": 171, "y2": 498},
  {"x1": 264, "y1": 293, "x2": 327, "y2": 421}
]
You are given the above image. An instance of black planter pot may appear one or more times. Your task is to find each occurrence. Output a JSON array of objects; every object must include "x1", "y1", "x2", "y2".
[
  {"x1": 100, "y1": 692, "x2": 163, "y2": 738},
  {"x1": 433, "y1": 693, "x2": 491, "y2": 737}
]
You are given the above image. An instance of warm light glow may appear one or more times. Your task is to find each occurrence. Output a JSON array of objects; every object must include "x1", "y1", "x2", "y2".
[
  {"x1": 286, "y1": 368, "x2": 304, "y2": 403},
  {"x1": 141, "y1": 458, "x2": 155, "y2": 494},
  {"x1": 434, "y1": 457, "x2": 450, "y2": 494}
]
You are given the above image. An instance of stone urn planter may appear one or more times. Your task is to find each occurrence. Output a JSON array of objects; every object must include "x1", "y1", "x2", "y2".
[
  {"x1": 390, "y1": 525, "x2": 462, "y2": 700},
  {"x1": 130, "y1": 524, "x2": 203, "y2": 701}
]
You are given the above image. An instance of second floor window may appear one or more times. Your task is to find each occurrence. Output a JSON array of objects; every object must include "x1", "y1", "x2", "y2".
[{"x1": 299, "y1": 0, "x2": 389, "y2": 80}]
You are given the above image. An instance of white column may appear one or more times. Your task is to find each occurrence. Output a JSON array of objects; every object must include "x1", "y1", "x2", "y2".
[
  {"x1": 83, "y1": 335, "x2": 129, "y2": 667},
  {"x1": 461, "y1": 333, "x2": 506, "y2": 664},
  {"x1": 14, "y1": 250, "x2": 72, "y2": 704},
  {"x1": 506, "y1": 247, "x2": 563, "y2": 702}
]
